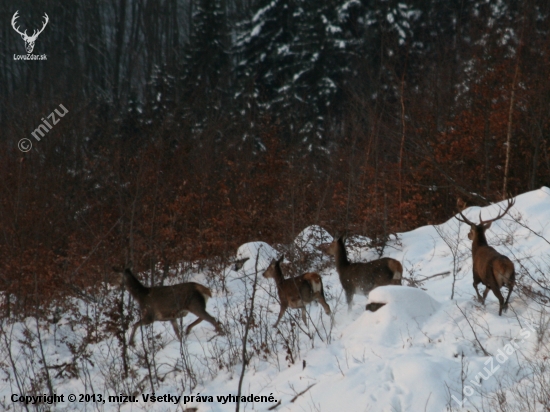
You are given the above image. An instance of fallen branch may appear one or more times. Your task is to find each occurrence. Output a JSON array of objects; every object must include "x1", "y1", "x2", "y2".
[
  {"x1": 404, "y1": 271, "x2": 451, "y2": 288},
  {"x1": 417, "y1": 271, "x2": 451, "y2": 281},
  {"x1": 290, "y1": 383, "x2": 316, "y2": 403}
]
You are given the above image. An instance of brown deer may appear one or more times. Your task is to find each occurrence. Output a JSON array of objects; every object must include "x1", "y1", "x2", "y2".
[
  {"x1": 263, "y1": 257, "x2": 331, "y2": 327},
  {"x1": 326, "y1": 235, "x2": 403, "y2": 311},
  {"x1": 115, "y1": 268, "x2": 224, "y2": 344},
  {"x1": 456, "y1": 198, "x2": 516, "y2": 316}
]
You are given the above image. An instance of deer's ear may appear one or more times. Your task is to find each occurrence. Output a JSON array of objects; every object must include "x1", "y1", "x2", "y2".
[
  {"x1": 482, "y1": 221, "x2": 492, "y2": 230},
  {"x1": 277, "y1": 255, "x2": 284, "y2": 264}
]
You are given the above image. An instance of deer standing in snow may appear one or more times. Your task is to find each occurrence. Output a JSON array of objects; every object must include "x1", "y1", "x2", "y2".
[
  {"x1": 456, "y1": 198, "x2": 516, "y2": 315},
  {"x1": 115, "y1": 268, "x2": 224, "y2": 344},
  {"x1": 263, "y1": 257, "x2": 331, "y2": 327},
  {"x1": 326, "y1": 235, "x2": 403, "y2": 311}
]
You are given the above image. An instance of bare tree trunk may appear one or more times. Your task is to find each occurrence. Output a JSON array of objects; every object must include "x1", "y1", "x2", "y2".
[
  {"x1": 502, "y1": 66, "x2": 518, "y2": 199},
  {"x1": 529, "y1": 123, "x2": 543, "y2": 190},
  {"x1": 236, "y1": 248, "x2": 260, "y2": 412},
  {"x1": 398, "y1": 77, "x2": 406, "y2": 228},
  {"x1": 113, "y1": 0, "x2": 127, "y2": 105},
  {"x1": 502, "y1": 19, "x2": 524, "y2": 199}
]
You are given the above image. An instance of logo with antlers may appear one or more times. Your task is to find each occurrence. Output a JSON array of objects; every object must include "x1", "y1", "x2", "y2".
[{"x1": 11, "y1": 11, "x2": 49, "y2": 54}]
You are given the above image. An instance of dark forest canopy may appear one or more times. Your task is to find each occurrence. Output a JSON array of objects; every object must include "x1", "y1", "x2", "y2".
[{"x1": 1, "y1": 0, "x2": 549, "y2": 310}]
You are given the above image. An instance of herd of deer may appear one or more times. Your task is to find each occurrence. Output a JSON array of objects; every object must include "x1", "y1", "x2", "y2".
[{"x1": 115, "y1": 198, "x2": 516, "y2": 345}]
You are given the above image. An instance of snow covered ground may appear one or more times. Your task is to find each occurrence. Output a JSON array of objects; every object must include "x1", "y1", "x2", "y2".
[{"x1": 1, "y1": 187, "x2": 550, "y2": 411}]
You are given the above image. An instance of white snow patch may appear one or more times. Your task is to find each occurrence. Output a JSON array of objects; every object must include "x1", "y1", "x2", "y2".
[{"x1": 294, "y1": 225, "x2": 333, "y2": 254}]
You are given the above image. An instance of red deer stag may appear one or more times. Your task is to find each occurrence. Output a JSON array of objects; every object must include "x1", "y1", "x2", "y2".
[
  {"x1": 456, "y1": 198, "x2": 516, "y2": 315},
  {"x1": 326, "y1": 235, "x2": 403, "y2": 311},
  {"x1": 263, "y1": 257, "x2": 331, "y2": 327},
  {"x1": 115, "y1": 268, "x2": 224, "y2": 344}
]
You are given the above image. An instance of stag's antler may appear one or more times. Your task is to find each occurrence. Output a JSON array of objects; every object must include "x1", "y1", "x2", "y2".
[
  {"x1": 479, "y1": 197, "x2": 515, "y2": 226},
  {"x1": 456, "y1": 197, "x2": 515, "y2": 226},
  {"x1": 455, "y1": 210, "x2": 477, "y2": 226}
]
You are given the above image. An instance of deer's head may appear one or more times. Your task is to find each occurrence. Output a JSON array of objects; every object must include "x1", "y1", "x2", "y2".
[
  {"x1": 456, "y1": 198, "x2": 515, "y2": 244},
  {"x1": 326, "y1": 234, "x2": 346, "y2": 257},
  {"x1": 263, "y1": 256, "x2": 284, "y2": 279}
]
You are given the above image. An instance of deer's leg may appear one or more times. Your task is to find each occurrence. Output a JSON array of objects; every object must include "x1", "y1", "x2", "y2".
[
  {"x1": 128, "y1": 324, "x2": 138, "y2": 346},
  {"x1": 344, "y1": 287, "x2": 354, "y2": 312},
  {"x1": 187, "y1": 301, "x2": 224, "y2": 335},
  {"x1": 489, "y1": 269, "x2": 508, "y2": 316},
  {"x1": 315, "y1": 291, "x2": 331, "y2": 315},
  {"x1": 481, "y1": 287, "x2": 490, "y2": 304},
  {"x1": 301, "y1": 308, "x2": 308, "y2": 326},
  {"x1": 473, "y1": 272, "x2": 484, "y2": 303},
  {"x1": 184, "y1": 317, "x2": 203, "y2": 335},
  {"x1": 273, "y1": 305, "x2": 287, "y2": 328},
  {"x1": 170, "y1": 320, "x2": 183, "y2": 341},
  {"x1": 128, "y1": 318, "x2": 153, "y2": 346},
  {"x1": 489, "y1": 283, "x2": 506, "y2": 316},
  {"x1": 503, "y1": 280, "x2": 514, "y2": 311}
]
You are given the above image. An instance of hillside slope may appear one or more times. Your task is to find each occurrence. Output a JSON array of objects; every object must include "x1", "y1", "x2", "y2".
[{"x1": 1, "y1": 188, "x2": 549, "y2": 412}]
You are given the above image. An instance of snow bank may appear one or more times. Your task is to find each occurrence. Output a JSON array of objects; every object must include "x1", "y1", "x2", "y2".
[
  {"x1": 294, "y1": 225, "x2": 333, "y2": 253},
  {"x1": 367, "y1": 285, "x2": 440, "y2": 318},
  {"x1": 225, "y1": 241, "x2": 278, "y2": 296},
  {"x1": 345, "y1": 286, "x2": 440, "y2": 347},
  {"x1": 234, "y1": 241, "x2": 278, "y2": 272}
]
